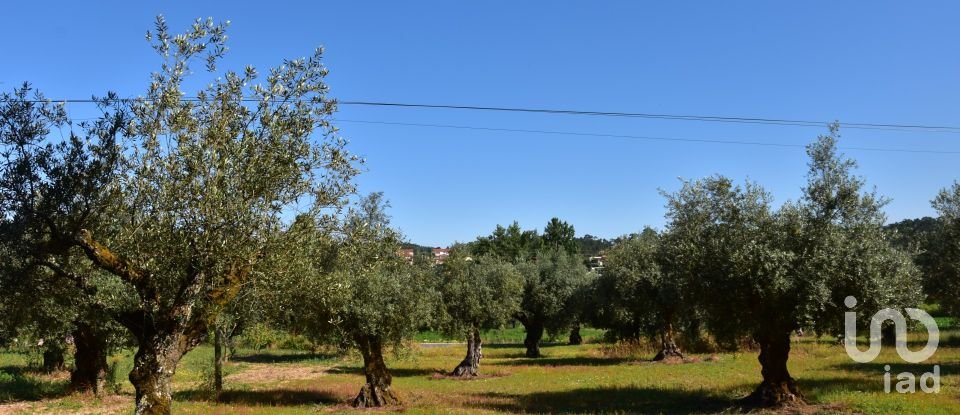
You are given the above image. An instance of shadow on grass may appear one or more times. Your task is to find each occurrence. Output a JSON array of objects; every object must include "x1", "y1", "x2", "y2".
[
  {"x1": 796, "y1": 375, "x2": 892, "y2": 397},
  {"x1": 482, "y1": 342, "x2": 567, "y2": 350},
  {"x1": 329, "y1": 366, "x2": 438, "y2": 378},
  {"x1": 231, "y1": 352, "x2": 336, "y2": 364},
  {"x1": 469, "y1": 377, "x2": 874, "y2": 414},
  {"x1": 470, "y1": 386, "x2": 732, "y2": 414},
  {"x1": 174, "y1": 388, "x2": 340, "y2": 406},
  {"x1": 494, "y1": 356, "x2": 630, "y2": 366},
  {"x1": 0, "y1": 366, "x2": 71, "y2": 402}
]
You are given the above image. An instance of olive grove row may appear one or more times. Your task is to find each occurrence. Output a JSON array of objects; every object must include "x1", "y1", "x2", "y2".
[{"x1": 2, "y1": 17, "x2": 959, "y2": 415}]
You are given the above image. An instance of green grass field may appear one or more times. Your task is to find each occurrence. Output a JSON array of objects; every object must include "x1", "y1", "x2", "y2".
[{"x1": 2, "y1": 332, "x2": 959, "y2": 414}]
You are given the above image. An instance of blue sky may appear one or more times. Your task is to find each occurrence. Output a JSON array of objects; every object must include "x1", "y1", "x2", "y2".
[{"x1": 2, "y1": 2, "x2": 958, "y2": 246}]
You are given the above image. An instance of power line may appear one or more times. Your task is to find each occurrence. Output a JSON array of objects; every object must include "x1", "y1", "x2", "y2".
[
  {"x1": 337, "y1": 101, "x2": 960, "y2": 134},
  {"x1": 10, "y1": 97, "x2": 960, "y2": 134},
  {"x1": 333, "y1": 118, "x2": 960, "y2": 155}
]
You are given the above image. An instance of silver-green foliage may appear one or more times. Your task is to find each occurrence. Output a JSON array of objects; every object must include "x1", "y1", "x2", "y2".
[
  {"x1": 930, "y1": 181, "x2": 960, "y2": 316},
  {"x1": 436, "y1": 248, "x2": 524, "y2": 338},
  {"x1": 662, "y1": 126, "x2": 921, "y2": 344}
]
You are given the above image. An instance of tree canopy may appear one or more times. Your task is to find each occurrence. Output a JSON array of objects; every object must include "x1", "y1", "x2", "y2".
[
  {"x1": 929, "y1": 182, "x2": 960, "y2": 316},
  {"x1": 436, "y1": 248, "x2": 523, "y2": 375},
  {"x1": 662, "y1": 127, "x2": 921, "y2": 407},
  {"x1": 1, "y1": 16, "x2": 360, "y2": 415}
]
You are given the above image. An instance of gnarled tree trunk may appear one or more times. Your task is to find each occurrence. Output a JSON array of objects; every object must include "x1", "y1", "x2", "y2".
[
  {"x1": 451, "y1": 328, "x2": 482, "y2": 376},
  {"x1": 881, "y1": 323, "x2": 896, "y2": 346},
  {"x1": 523, "y1": 321, "x2": 544, "y2": 358},
  {"x1": 353, "y1": 335, "x2": 399, "y2": 408},
  {"x1": 568, "y1": 325, "x2": 583, "y2": 345},
  {"x1": 741, "y1": 331, "x2": 804, "y2": 408},
  {"x1": 653, "y1": 322, "x2": 683, "y2": 361},
  {"x1": 42, "y1": 343, "x2": 66, "y2": 372},
  {"x1": 70, "y1": 322, "x2": 109, "y2": 396},
  {"x1": 129, "y1": 332, "x2": 188, "y2": 415}
]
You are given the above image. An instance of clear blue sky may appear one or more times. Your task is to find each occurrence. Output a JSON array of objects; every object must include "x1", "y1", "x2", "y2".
[{"x1": 2, "y1": 2, "x2": 958, "y2": 246}]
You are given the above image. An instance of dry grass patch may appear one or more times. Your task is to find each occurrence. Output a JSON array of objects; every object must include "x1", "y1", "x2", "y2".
[{"x1": 225, "y1": 363, "x2": 327, "y2": 385}]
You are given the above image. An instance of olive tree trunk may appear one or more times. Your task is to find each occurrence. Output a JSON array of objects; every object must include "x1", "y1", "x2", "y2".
[
  {"x1": 451, "y1": 328, "x2": 482, "y2": 376},
  {"x1": 213, "y1": 326, "x2": 228, "y2": 398},
  {"x1": 741, "y1": 331, "x2": 803, "y2": 407},
  {"x1": 652, "y1": 322, "x2": 684, "y2": 361},
  {"x1": 42, "y1": 343, "x2": 66, "y2": 372},
  {"x1": 70, "y1": 322, "x2": 109, "y2": 396},
  {"x1": 523, "y1": 321, "x2": 544, "y2": 358},
  {"x1": 568, "y1": 325, "x2": 583, "y2": 345},
  {"x1": 353, "y1": 335, "x2": 399, "y2": 408},
  {"x1": 128, "y1": 329, "x2": 193, "y2": 415}
]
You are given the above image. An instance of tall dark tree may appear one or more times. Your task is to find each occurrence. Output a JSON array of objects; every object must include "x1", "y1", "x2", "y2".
[
  {"x1": 543, "y1": 217, "x2": 579, "y2": 256},
  {"x1": 473, "y1": 221, "x2": 541, "y2": 262}
]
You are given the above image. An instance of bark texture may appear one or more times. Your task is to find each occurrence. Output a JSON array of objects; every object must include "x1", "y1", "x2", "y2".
[
  {"x1": 741, "y1": 332, "x2": 804, "y2": 408},
  {"x1": 523, "y1": 321, "x2": 544, "y2": 358},
  {"x1": 352, "y1": 335, "x2": 400, "y2": 408},
  {"x1": 70, "y1": 322, "x2": 109, "y2": 396},
  {"x1": 127, "y1": 325, "x2": 197, "y2": 415},
  {"x1": 652, "y1": 323, "x2": 684, "y2": 361},
  {"x1": 451, "y1": 328, "x2": 482, "y2": 376},
  {"x1": 568, "y1": 325, "x2": 583, "y2": 345},
  {"x1": 71, "y1": 230, "x2": 251, "y2": 415}
]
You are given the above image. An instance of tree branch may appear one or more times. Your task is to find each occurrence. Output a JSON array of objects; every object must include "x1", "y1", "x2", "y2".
[{"x1": 74, "y1": 229, "x2": 149, "y2": 285}]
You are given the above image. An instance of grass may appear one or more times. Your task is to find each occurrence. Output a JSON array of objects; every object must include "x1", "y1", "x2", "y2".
[{"x1": 2, "y1": 331, "x2": 960, "y2": 414}]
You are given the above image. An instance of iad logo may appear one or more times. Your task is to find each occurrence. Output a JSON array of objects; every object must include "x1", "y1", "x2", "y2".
[{"x1": 843, "y1": 296, "x2": 940, "y2": 393}]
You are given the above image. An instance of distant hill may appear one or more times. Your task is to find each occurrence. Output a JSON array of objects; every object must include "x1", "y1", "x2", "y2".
[
  {"x1": 400, "y1": 242, "x2": 436, "y2": 256},
  {"x1": 407, "y1": 235, "x2": 618, "y2": 258},
  {"x1": 575, "y1": 234, "x2": 616, "y2": 257}
]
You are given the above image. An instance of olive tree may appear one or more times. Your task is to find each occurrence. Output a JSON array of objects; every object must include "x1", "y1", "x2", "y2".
[
  {"x1": 293, "y1": 193, "x2": 437, "y2": 407},
  {"x1": 473, "y1": 220, "x2": 590, "y2": 357},
  {"x1": 0, "y1": 84, "x2": 131, "y2": 395},
  {"x1": 929, "y1": 181, "x2": 960, "y2": 315},
  {"x1": 664, "y1": 128, "x2": 921, "y2": 407},
  {"x1": 590, "y1": 227, "x2": 686, "y2": 360},
  {"x1": 2, "y1": 17, "x2": 359, "y2": 414},
  {"x1": 515, "y1": 247, "x2": 591, "y2": 357},
  {"x1": 436, "y1": 248, "x2": 523, "y2": 376}
]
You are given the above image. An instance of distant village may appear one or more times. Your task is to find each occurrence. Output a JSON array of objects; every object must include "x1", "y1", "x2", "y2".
[{"x1": 399, "y1": 245, "x2": 606, "y2": 271}]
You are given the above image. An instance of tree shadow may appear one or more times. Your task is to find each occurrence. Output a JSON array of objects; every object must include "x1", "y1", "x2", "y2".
[
  {"x1": 174, "y1": 387, "x2": 341, "y2": 406},
  {"x1": 469, "y1": 386, "x2": 732, "y2": 414},
  {"x1": 231, "y1": 352, "x2": 336, "y2": 364},
  {"x1": 0, "y1": 365, "x2": 71, "y2": 402},
  {"x1": 494, "y1": 356, "x2": 630, "y2": 367},
  {"x1": 328, "y1": 366, "x2": 438, "y2": 378},
  {"x1": 795, "y1": 375, "x2": 891, "y2": 398},
  {"x1": 467, "y1": 378, "x2": 872, "y2": 414},
  {"x1": 482, "y1": 342, "x2": 566, "y2": 350}
]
